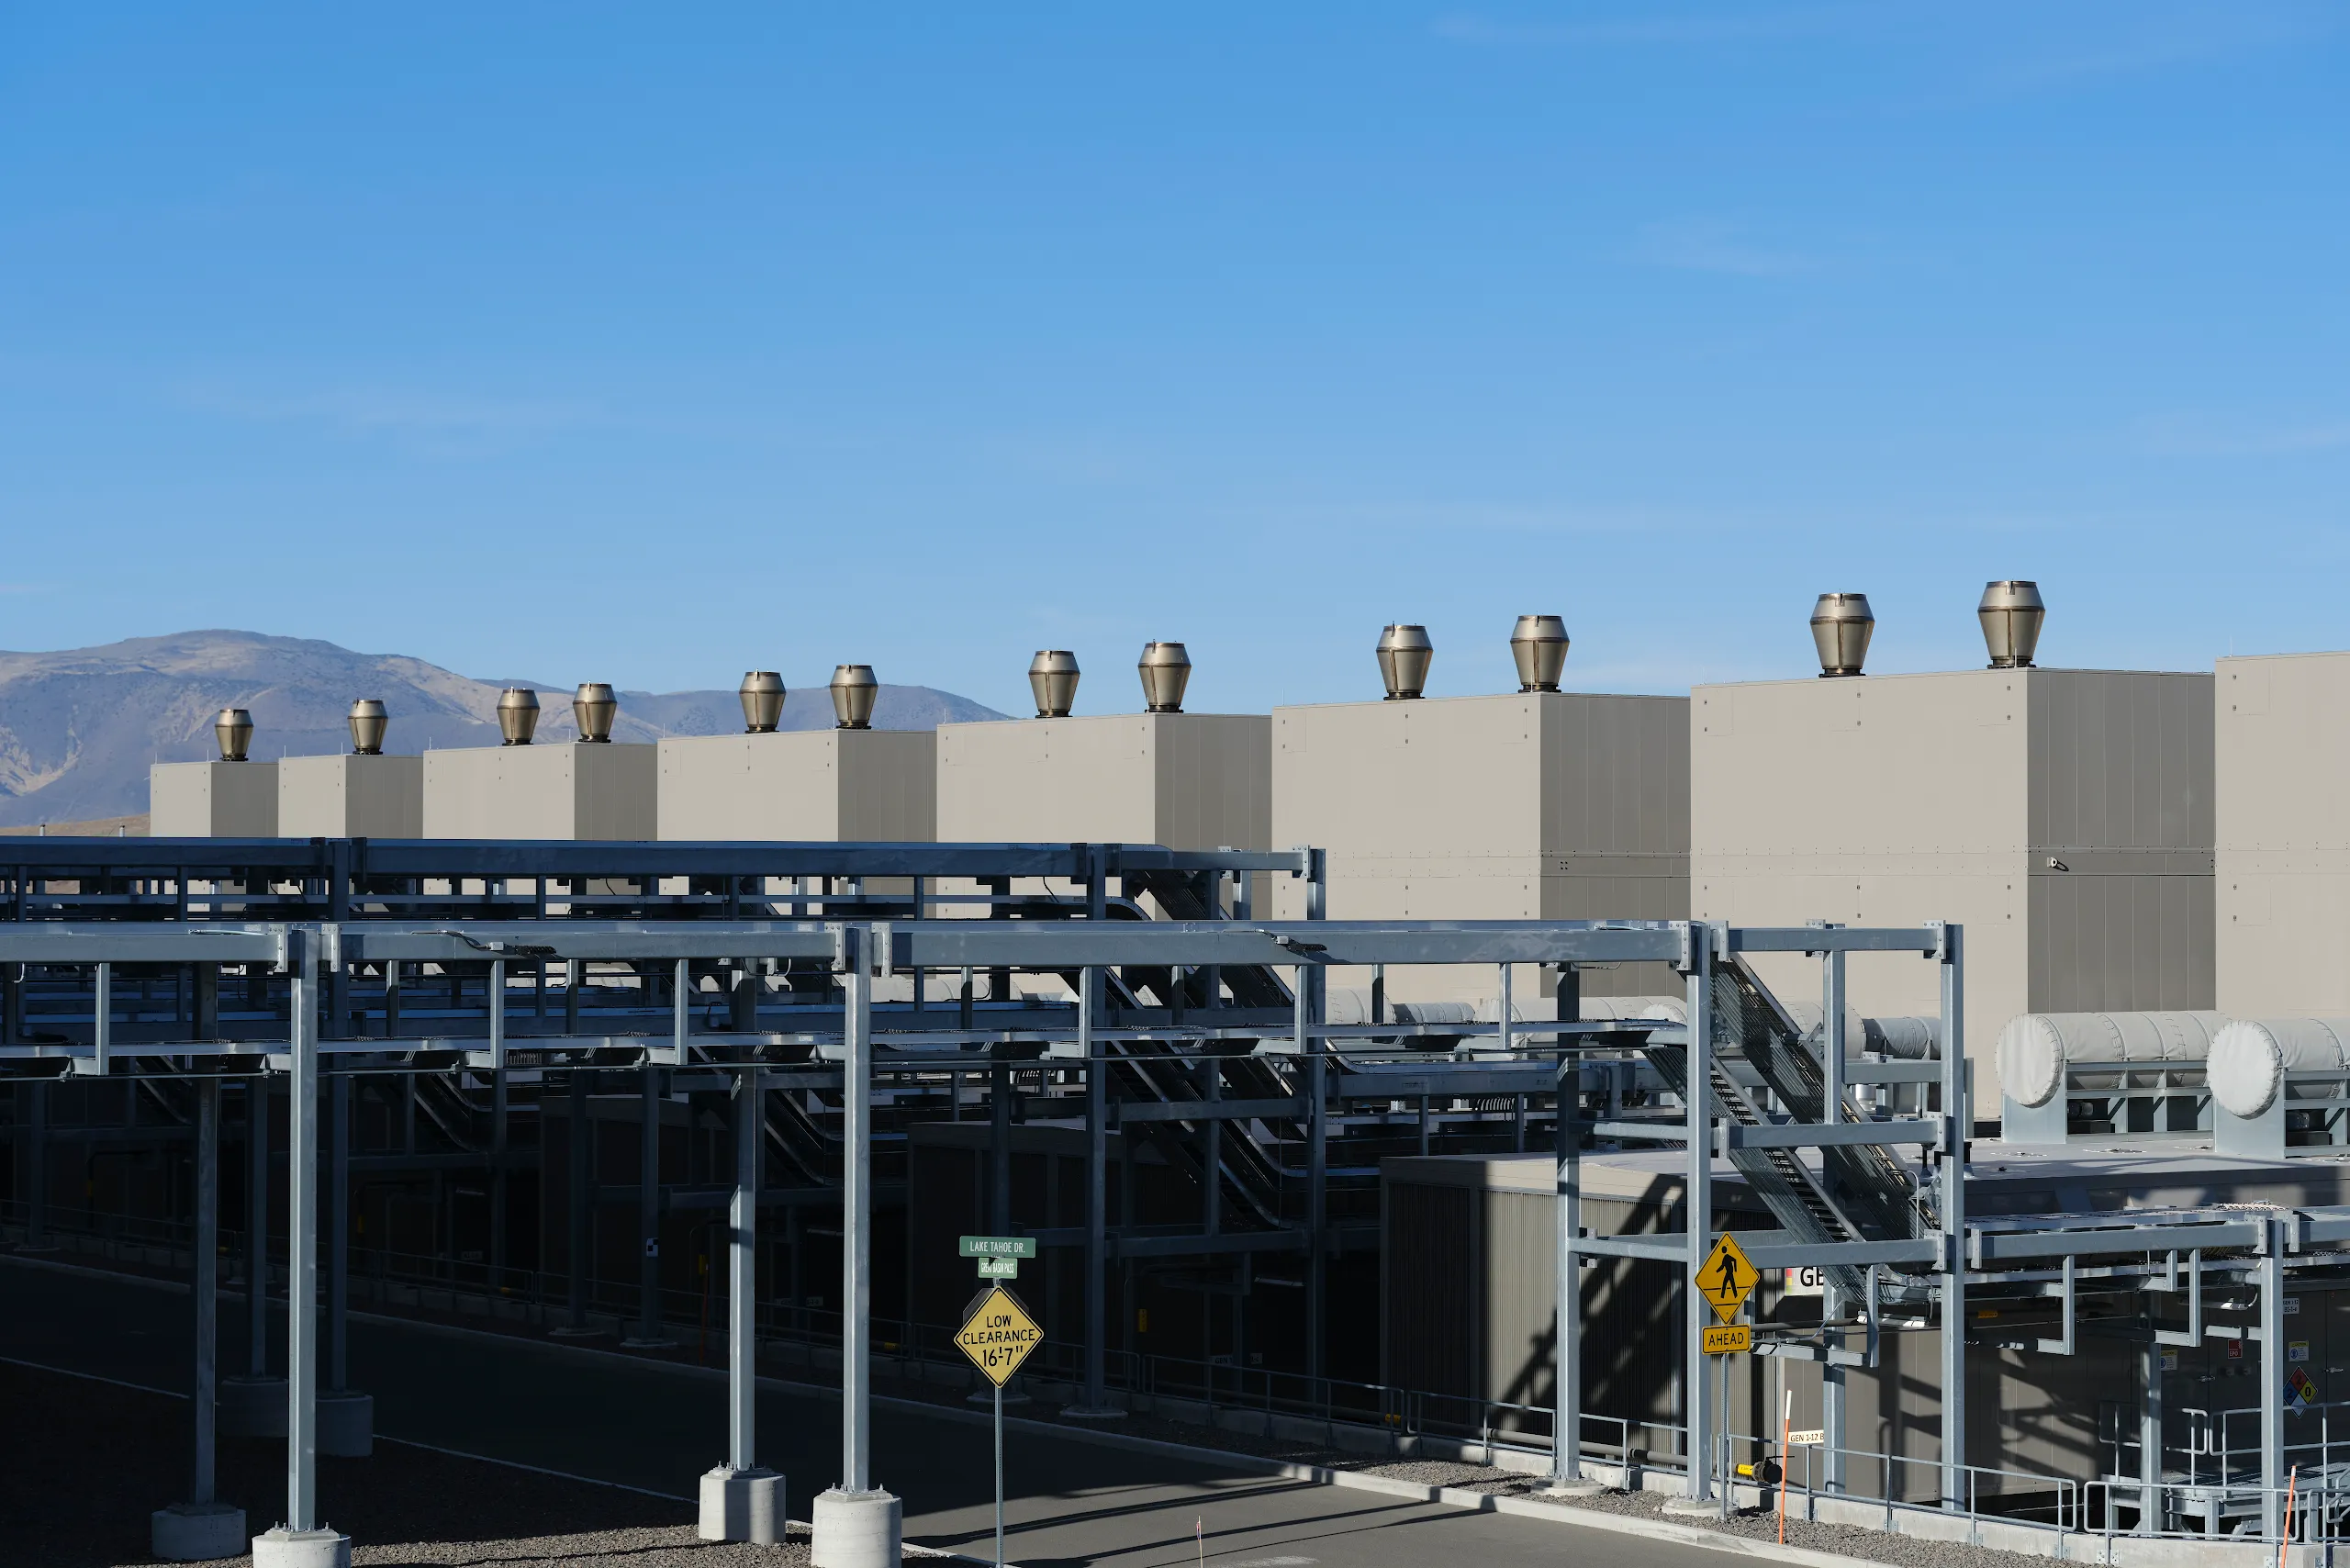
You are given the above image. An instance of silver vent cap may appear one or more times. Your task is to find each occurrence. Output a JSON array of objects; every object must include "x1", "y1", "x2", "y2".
[
  {"x1": 1375, "y1": 624, "x2": 1433, "y2": 700},
  {"x1": 497, "y1": 688, "x2": 541, "y2": 745},
  {"x1": 347, "y1": 699, "x2": 387, "y2": 756},
  {"x1": 1978, "y1": 580, "x2": 2045, "y2": 669},
  {"x1": 1809, "y1": 594, "x2": 1874, "y2": 678},
  {"x1": 1509, "y1": 614, "x2": 1569, "y2": 693},
  {"x1": 739, "y1": 671, "x2": 785, "y2": 734},
  {"x1": 1137, "y1": 643, "x2": 1191, "y2": 713},
  {"x1": 214, "y1": 708, "x2": 254, "y2": 763},
  {"x1": 1029, "y1": 650, "x2": 1080, "y2": 718}
]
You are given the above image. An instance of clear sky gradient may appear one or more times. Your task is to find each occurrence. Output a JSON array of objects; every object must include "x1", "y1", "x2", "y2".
[{"x1": 3, "y1": 5, "x2": 2343, "y2": 716}]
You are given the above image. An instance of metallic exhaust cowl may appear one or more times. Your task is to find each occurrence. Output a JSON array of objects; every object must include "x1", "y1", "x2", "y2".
[
  {"x1": 573, "y1": 683, "x2": 618, "y2": 743},
  {"x1": 497, "y1": 688, "x2": 541, "y2": 745},
  {"x1": 1375, "y1": 624, "x2": 1433, "y2": 700},
  {"x1": 831, "y1": 665, "x2": 878, "y2": 730},
  {"x1": 739, "y1": 671, "x2": 786, "y2": 734},
  {"x1": 1029, "y1": 651, "x2": 1080, "y2": 719},
  {"x1": 1509, "y1": 615, "x2": 1570, "y2": 693},
  {"x1": 1137, "y1": 643, "x2": 1191, "y2": 713},
  {"x1": 1978, "y1": 580, "x2": 2045, "y2": 669},
  {"x1": 347, "y1": 700, "x2": 387, "y2": 756},
  {"x1": 214, "y1": 709, "x2": 254, "y2": 763},
  {"x1": 1809, "y1": 594, "x2": 1874, "y2": 678}
]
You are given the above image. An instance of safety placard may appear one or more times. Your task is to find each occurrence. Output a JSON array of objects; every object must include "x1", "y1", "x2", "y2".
[
  {"x1": 956, "y1": 1285, "x2": 1044, "y2": 1387},
  {"x1": 1696, "y1": 1233, "x2": 1759, "y2": 1324},
  {"x1": 1703, "y1": 1323, "x2": 1752, "y2": 1355},
  {"x1": 1788, "y1": 1428, "x2": 1825, "y2": 1446}
]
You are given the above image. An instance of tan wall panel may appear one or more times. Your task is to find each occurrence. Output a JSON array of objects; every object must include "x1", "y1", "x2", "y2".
[
  {"x1": 936, "y1": 713, "x2": 1266, "y2": 849},
  {"x1": 2218, "y1": 653, "x2": 2350, "y2": 1013},
  {"x1": 422, "y1": 745, "x2": 655, "y2": 840}
]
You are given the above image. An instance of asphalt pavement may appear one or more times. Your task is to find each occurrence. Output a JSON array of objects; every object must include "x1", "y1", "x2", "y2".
[{"x1": 1, "y1": 1254, "x2": 1775, "y2": 1568}]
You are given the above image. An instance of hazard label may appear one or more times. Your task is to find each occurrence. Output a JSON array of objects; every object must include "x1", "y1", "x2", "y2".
[{"x1": 956, "y1": 1285, "x2": 1044, "y2": 1387}]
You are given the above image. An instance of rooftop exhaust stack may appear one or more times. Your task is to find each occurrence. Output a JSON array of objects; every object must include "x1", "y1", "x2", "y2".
[
  {"x1": 1375, "y1": 624, "x2": 1433, "y2": 700},
  {"x1": 1029, "y1": 651, "x2": 1080, "y2": 718},
  {"x1": 347, "y1": 700, "x2": 387, "y2": 756},
  {"x1": 1978, "y1": 580, "x2": 2045, "y2": 669},
  {"x1": 739, "y1": 671, "x2": 785, "y2": 734},
  {"x1": 831, "y1": 665, "x2": 878, "y2": 730},
  {"x1": 573, "y1": 683, "x2": 618, "y2": 743},
  {"x1": 214, "y1": 709, "x2": 253, "y2": 763},
  {"x1": 1138, "y1": 643, "x2": 1191, "y2": 713},
  {"x1": 1510, "y1": 614, "x2": 1570, "y2": 692},
  {"x1": 1809, "y1": 593, "x2": 1874, "y2": 678},
  {"x1": 498, "y1": 688, "x2": 541, "y2": 745}
]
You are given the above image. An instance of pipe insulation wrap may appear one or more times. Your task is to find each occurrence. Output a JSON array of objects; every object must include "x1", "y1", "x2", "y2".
[
  {"x1": 1994, "y1": 1012, "x2": 2228, "y2": 1109},
  {"x1": 2208, "y1": 1018, "x2": 2350, "y2": 1119}
]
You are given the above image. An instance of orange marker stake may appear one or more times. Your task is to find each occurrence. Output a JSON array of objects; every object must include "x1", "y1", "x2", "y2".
[
  {"x1": 1778, "y1": 1390, "x2": 1793, "y2": 1545},
  {"x1": 2280, "y1": 1465, "x2": 2297, "y2": 1568}
]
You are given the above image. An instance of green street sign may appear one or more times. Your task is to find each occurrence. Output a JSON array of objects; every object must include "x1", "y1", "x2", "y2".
[
  {"x1": 976, "y1": 1257, "x2": 1019, "y2": 1279},
  {"x1": 959, "y1": 1236, "x2": 1036, "y2": 1260}
]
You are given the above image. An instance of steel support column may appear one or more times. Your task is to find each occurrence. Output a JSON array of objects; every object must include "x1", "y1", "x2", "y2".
[
  {"x1": 285, "y1": 928, "x2": 321, "y2": 1533},
  {"x1": 2261, "y1": 1226, "x2": 2285, "y2": 1538},
  {"x1": 1936, "y1": 923, "x2": 1965, "y2": 1512},
  {"x1": 731, "y1": 1067, "x2": 761, "y2": 1469},
  {"x1": 1075, "y1": 965, "x2": 1116, "y2": 1416},
  {"x1": 329, "y1": 1075, "x2": 349, "y2": 1393},
  {"x1": 24, "y1": 1077, "x2": 50, "y2": 1250},
  {"x1": 631, "y1": 1065, "x2": 667, "y2": 1346},
  {"x1": 194, "y1": 1078, "x2": 221, "y2": 1502},
  {"x1": 248, "y1": 1075, "x2": 269, "y2": 1375},
  {"x1": 841, "y1": 924, "x2": 877, "y2": 1494},
  {"x1": 1681, "y1": 923, "x2": 1715, "y2": 1506},
  {"x1": 565, "y1": 1069, "x2": 591, "y2": 1334},
  {"x1": 1822, "y1": 938, "x2": 1848, "y2": 1495},
  {"x1": 1552, "y1": 1043, "x2": 1585, "y2": 1487}
]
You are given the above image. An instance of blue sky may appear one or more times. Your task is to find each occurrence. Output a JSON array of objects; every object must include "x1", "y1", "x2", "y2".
[{"x1": 2, "y1": 4, "x2": 2344, "y2": 715}]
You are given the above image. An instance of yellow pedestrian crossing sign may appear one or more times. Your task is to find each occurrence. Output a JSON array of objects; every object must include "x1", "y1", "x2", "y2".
[
  {"x1": 956, "y1": 1284, "x2": 1045, "y2": 1387},
  {"x1": 1696, "y1": 1233, "x2": 1758, "y2": 1324}
]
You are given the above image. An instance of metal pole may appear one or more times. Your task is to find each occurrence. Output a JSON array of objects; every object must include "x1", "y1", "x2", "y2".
[
  {"x1": 490, "y1": 1068, "x2": 509, "y2": 1289},
  {"x1": 1552, "y1": 1043, "x2": 1584, "y2": 1487},
  {"x1": 194, "y1": 1078, "x2": 220, "y2": 1505},
  {"x1": 568, "y1": 1069, "x2": 591, "y2": 1332},
  {"x1": 2262, "y1": 1225, "x2": 2285, "y2": 1537},
  {"x1": 1822, "y1": 938, "x2": 1848, "y2": 1495},
  {"x1": 1080, "y1": 965, "x2": 1109, "y2": 1411},
  {"x1": 1300, "y1": 962, "x2": 1326, "y2": 1383},
  {"x1": 842, "y1": 924, "x2": 875, "y2": 1493},
  {"x1": 730, "y1": 1066, "x2": 760, "y2": 1470},
  {"x1": 286, "y1": 927, "x2": 320, "y2": 1534},
  {"x1": 1936, "y1": 923, "x2": 1965, "y2": 1511},
  {"x1": 994, "y1": 1383, "x2": 1005, "y2": 1568},
  {"x1": 2142, "y1": 1335, "x2": 2164, "y2": 1529},
  {"x1": 330, "y1": 1073, "x2": 349, "y2": 1393},
  {"x1": 635, "y1": 1064, "x2": 665, "y2": 1344},
  {"x1": 248, "y1": 1073, "x2": 269, "y2": 1376},
  {"x1": 1684, "y1": 922, "x2": 1716, "y2": 1506}
]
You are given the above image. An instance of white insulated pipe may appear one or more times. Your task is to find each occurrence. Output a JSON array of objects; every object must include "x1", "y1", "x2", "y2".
[
  {"x1": 1994, "y1": 1012, "x2": 2227, "y2": 1110},
  {"x1": 2209, "y1": 1018, "x2": 2350, "y2": 1119}
]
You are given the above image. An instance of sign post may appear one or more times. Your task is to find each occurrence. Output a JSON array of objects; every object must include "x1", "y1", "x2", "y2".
[
  {"x1": 956, "y1": 1238, "x2": 1042, "y2": 1568},
  {"x1": 1695, "y1": 1232, "x2": 1758, "y2": 1518}
]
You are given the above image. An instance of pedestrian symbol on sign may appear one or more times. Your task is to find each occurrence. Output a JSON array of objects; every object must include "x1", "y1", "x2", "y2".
[{"x1": 1695, "y1": 1233, "x2": 1758, "y2": 1324}]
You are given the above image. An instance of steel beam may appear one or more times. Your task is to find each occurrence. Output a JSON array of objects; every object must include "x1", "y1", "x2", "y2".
[{"x1": 840, "y1": 924, "x2": 876, "y2": 1494}]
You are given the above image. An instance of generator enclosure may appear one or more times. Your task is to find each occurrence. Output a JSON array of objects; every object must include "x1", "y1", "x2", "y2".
[
  {"x1": 149, "y1": 760, "x2": 279, "y2": 837},
  {"x1": 276, "y1": 753, "x2": 424, "y2": 839},
  {"x1": 420, "y1": 743, "x2": 657, "y2": 840},
  {"x1": 2216, "y1": 652, "x2": 2350, "y2": 1014},
  {"x1": 656, "y1": 730, "x2": 936, "y2": 842},
  {"x1": 1692, "y1": 668, "x2": 2213, "y2": 1106},
  {"x1": 935, "y1": 713, "x2": 1270, "y2": 851}
]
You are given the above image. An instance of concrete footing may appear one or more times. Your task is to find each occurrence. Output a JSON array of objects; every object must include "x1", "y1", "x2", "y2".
[
  {"x1": 1661, "y1": 1495, "x2": 1721, "y2": 1517},
  {"x1": 317, "y1": 1390, "x2": 374, "y2": 1458},
  {"x1": 811, "y1": 1486, "x2": 901, "y2": 1568},
  {"x1": 151, "y1": 1501, "x2": 247, "y2": 1562},
  {"x1": 217, "y1": 1374, "x2": 287, "y2": 1438},
  {"x1": 698, "y1": 1465, "x2": 784, "y2": 1543},
  {"x1": 251, "y1": 1525, "x2": 352, "y2": 1567},
  {"x1": 1542, "y1": 1478, "x2": 1607, "y2": 1497}
]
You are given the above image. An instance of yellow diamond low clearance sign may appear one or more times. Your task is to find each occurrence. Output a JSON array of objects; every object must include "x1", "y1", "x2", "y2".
[
  {"x1": 1696, "y1": 1233, "x2": 1758, "y2": 1325},
  {"x1": 956, "y1": 1285, "x2": 1044, "y2": 1387}
]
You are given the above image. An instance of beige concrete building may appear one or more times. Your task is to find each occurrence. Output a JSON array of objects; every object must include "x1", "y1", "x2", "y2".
[
  {"x1": 276, "y1": 754, "x2": 423, "y2": 839},
  {"x1": 935, "y1": 713, "x2": 1270, "y2": 851},
  {"x1": 2215, "y1": 652, "x2": 2350, "y2": 1014},
  {"x1": 1692, "y1": 668, "x2": 2214, "y2": 1103},
  {"x1": 150, "y1": 760, "x2": 279, "y2": 837},
  {"x1": 1270, "y1": 692, "x2": 1689, "y2": 1003},
  {"x1": 657, "y1": 731, "x2": 935, "y2": 841},
  {"x1": 421, "y1": 744, "x2": 656, "y2": 840}
]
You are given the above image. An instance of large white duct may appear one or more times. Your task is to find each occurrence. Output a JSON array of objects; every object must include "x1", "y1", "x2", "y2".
[
  {"x1": 2209, "y1": 1018, "x2": 2350, "y2": 1119},
  {"x1": 1994, "y1": 1012, "x2": 2227, "y2": 1110},
  {"x1": 1635, "y1": 997, "x2": 1938, "y2": 1058}
]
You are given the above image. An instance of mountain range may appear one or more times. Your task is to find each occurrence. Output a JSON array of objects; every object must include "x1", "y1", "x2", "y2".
[{"x1": 0, "y1": 630, "x2": 1005, "y2": 829}]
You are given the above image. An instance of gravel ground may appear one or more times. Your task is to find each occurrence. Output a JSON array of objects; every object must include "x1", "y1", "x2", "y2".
[{"x1": 0, "y1": 1362, "x2": 945, "y2": 1568}]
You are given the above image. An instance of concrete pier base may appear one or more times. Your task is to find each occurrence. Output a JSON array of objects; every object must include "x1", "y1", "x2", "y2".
[
  {"x1": 317, "y1": 1391, "x2": 373, "y2": 1459},
  {"x1": 1662, "y1": 1495, "x2": 1719, "y2": 1517},
  {"x1": 251, "y1": 1525, "x2": 352, "y2": 1568},
  {"x1": 151, "y1": 1501, "x2": 247, "y2": 1562},
  {"x1": 217, "y1": 1374, "x2": 287, "y2": 1438},
  {"x1": 811, "y1": 1486, "x2": 901, "y2": 1568},
  {"x1": 1542, "y1": 1478, "x2": 1607, "y2": 1497},
  {"x1": 697, "y1": 1465, "x2": 784, "y2": 1543}
]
